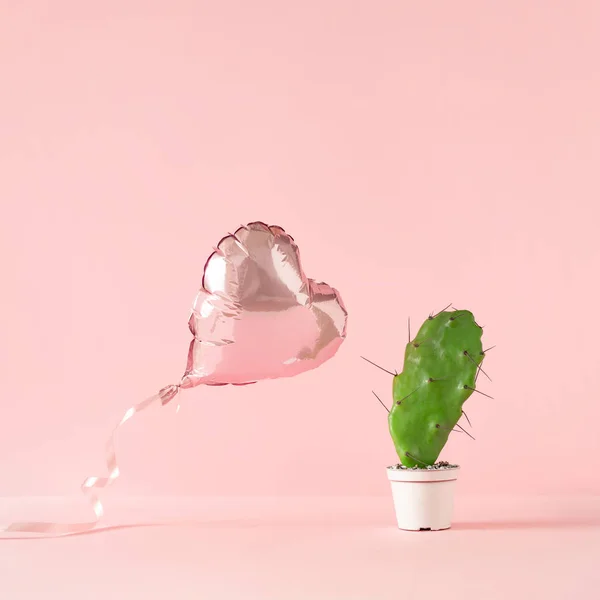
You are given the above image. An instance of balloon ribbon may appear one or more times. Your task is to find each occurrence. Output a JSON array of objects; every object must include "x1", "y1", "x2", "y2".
[{"x1": 0, "y1": 384, "x2": 180, "y2": 538}]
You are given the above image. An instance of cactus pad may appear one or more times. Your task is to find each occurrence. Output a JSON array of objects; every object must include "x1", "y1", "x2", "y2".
[{"x1": 389, "y1": 310, "x2": 484, "y2": 467}]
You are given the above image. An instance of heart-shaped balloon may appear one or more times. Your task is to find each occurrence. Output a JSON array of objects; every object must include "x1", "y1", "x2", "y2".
[
  {"x1": 179, "y1": 221, "x2": 347, "y2": 388},
  {"x1": 0, "y1": 222, "x2": 347, "y2": 538}
]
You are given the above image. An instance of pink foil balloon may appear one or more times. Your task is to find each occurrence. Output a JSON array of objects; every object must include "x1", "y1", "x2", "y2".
[
  {"x1": 0, "y1": 222, "x2": 348, "y2": 538},
  {"x1": 180, "y1": 221, "x2": 348, "y2": 388}
]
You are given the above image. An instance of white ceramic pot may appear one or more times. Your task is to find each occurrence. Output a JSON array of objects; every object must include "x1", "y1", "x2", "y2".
[{"x1": 387, "y1": 466, "x2": 460, "y2": 531}]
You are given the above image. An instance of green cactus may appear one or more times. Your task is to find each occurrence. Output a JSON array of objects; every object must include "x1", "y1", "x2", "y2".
[{"x1": 389, "y1": 309, "x2": 485, "y2": 467}]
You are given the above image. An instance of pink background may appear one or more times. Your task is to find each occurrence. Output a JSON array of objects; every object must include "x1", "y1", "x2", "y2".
[{"x1": 1, "y1": 0, "x2": 599, "y2": 501}]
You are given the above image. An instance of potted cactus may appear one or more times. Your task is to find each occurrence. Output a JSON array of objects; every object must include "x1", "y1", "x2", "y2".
[{"x1": 366, "y1": 307, "x2": 492, "y2": 531}]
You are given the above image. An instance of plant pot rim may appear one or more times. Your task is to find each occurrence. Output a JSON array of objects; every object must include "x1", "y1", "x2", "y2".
[
  {"x1": 386, "y1": 464, "x2": 460, "y2": 472},
  {"x1": 387, "y1": 464, "x2": 460, "y2": 483}
]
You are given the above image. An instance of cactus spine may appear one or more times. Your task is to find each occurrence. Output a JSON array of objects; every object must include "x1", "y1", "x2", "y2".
[{"x1": 388, "y1": 310, "x2": 485, "y2": 467}]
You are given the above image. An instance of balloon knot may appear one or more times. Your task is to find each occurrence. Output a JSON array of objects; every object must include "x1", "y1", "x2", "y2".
[{"x1": 159, "y1": 384, "x2": 180, "y2": 406}]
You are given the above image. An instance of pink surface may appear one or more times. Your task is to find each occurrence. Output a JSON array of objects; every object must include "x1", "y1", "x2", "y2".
[
  {"x1": 1, "y1": 0, "x2": 600, "y2": 506},
  {"x1": 1, "y1": 496, "x2": 599, "y2": 599}
]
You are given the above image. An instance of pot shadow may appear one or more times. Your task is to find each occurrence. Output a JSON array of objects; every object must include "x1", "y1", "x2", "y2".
[{"x1": 453, "y1": 517, "x2": 600, "y2": 531}]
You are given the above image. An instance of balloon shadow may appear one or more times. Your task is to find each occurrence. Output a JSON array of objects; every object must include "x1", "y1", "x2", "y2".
[{"x1": 1, "y1": 518, "x2": 265, "y2": 540}]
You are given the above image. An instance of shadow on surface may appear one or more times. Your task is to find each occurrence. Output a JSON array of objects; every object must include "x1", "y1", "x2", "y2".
[
  {"x1": 1, "y1": 519, "x2": 265, "y2": 540},
  {"x1": 12, "y1": 515, "x2": 598, "y2": 538},
  {"x1": 2, "y1": 515, "x2": 397, "y2": 539},
  {"x1": 453, "y1": 517, "x2": 600, "y2": 531}
]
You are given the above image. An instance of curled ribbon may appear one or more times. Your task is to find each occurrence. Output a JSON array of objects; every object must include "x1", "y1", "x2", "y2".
[{"x1": 0, "y1": 384, "x2": 181, "y2": 539}]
